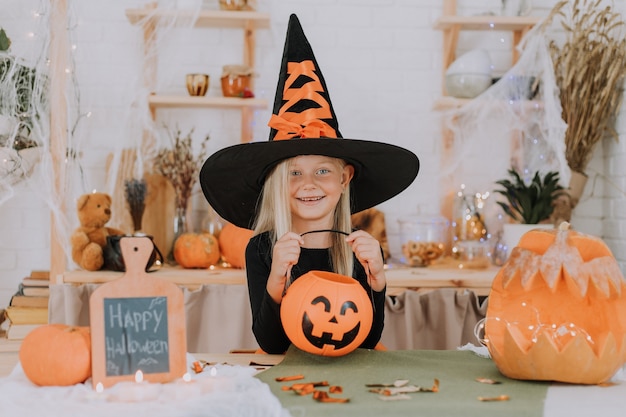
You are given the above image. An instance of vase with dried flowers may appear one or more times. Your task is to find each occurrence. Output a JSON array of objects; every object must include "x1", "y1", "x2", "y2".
[
  {"x1": 544, "y1": 0, "x2": 626, "y2": 222},
  {"x1": 153, "y1": 126, "x2": 209, "y2": 262}
]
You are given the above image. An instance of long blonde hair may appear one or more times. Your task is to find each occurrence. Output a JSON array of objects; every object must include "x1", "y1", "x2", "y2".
[{"x1": 253, "y1": 157, "x2": 354, "y2": 277}]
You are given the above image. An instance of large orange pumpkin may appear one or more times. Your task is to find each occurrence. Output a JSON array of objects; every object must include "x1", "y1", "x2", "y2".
[
  {"x1": 19, "y1": 324, "x2": 91, "y2": 386},
  {"x1": 485, "y1": 222, "x2": 626, "y2": 384},
  {"x1": 218, "y1": 223, "x2": 253, "y2": 268},
  {"x1": 173, "y1": 232, "x2": 221, "y2": 268},
  {"x1": 280, "y1": 270, "x2": 373, "y2": 357}
]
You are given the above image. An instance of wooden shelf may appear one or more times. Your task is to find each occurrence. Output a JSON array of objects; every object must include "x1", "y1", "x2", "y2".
[
  {"x1": 63, "y1": 266, "x2": 246, "y2": 288},
  {"x1": 125, "y1": 5, "x2": 270, "y2": 143},
  {"x1": 125, "y1": 8, "x2": 270, "y2": 29},
  {"x1": 433, "y1": 96, "x2": 544, "y2": 111},
  {"x1": 62, "y1": 265, "x2": 498, "y2": 296},
  {"x1": 433, "y1": 96, "x2": 472, "y2": 110},
  {"x1": 436, "y1": 0, "x2": 542, "y2": 98},
  {"x1": 149, "y1": 94, "x2": 267, "y2": 110},
  {"x1": 434, "y1": 15, "x2": 541, "y2": 31}
]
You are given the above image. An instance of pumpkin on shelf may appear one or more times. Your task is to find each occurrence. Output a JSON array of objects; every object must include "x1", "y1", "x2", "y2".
[
  {"x1": 484, "y1": 222, "x2": 626, "y2": 384},
  {"x1": 280, "y1": 270, "x2": 373, "y2": 357},
  {"x1": 19, "y1": 324, "x2": 91, "y2": 386},
  {"x1": 218, "y1": 222, "x2": 253, "y2": 269},
  {"x1": 173, "y1": 232, "x2": 221, "y2": 269}
]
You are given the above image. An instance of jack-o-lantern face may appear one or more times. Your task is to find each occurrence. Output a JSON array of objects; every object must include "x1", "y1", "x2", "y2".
[
  {"x1": 281, "y1": 270, "x2": 373, "y2": 357},
  {"x1": 485, "y1": 222, "x2": 626, "y2": 384},
  {"x1": 302, "y1": 296, "x2": 361, "y2": 350}
]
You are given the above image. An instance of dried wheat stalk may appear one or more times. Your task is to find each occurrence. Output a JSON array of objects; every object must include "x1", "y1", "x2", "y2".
[
  {"x1": 153, "y1": 126, "x2": 209, "y2": 211},
  {"x1": 546, "y1": 0, "x2": 626, "y2": 174}
]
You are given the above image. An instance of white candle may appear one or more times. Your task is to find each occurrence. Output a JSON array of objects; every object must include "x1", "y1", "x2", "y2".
[
  {"x1": 194, "y1": 366, "x2": 236, "y2": 394},
  {"x1": 161, "y1": 372, "x2": 203, "y2": 400},
  {"x1": 83, "y1": 381, "x2": 107, "y2": 403},
  {"x1": 108, "y1": 370, "x2": 162, "y2": 403}
]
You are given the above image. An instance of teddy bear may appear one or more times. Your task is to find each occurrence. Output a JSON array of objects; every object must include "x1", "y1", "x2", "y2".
[{"x1": 71, "y1": 192, "x2": 125, "y2": 271}]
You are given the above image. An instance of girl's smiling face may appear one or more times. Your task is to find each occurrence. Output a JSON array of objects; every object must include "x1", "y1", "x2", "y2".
[{"x1": 288, "y1": 155, "x2": 354, "y2": 230}]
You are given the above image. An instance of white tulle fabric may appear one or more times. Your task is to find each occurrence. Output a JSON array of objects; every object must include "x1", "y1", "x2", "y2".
[{"x1": 0, "y1": 353, "x2": 290, "y2": 417}]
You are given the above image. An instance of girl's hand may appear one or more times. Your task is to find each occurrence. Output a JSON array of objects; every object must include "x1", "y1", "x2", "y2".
[
  {"x1": 346, "y1": 230, "x2": 386, "y2": 292},
  {"x1": 267, "y1": 232, "x2": 304, "y2": 303}
]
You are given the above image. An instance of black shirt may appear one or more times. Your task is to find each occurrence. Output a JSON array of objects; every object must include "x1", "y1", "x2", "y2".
[{"x1": 245, "y1": 232, "x2": 386, "y2": 354}]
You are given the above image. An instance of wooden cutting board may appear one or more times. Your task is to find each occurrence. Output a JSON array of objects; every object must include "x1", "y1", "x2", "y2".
[{"x1": 89, "y1": 236, "x2": 187, "y2": 388}]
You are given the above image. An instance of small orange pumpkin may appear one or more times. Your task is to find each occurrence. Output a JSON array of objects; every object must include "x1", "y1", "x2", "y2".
[
  {"x1": 174, "y1": 232, "x2": 221, "y2": 268},
  {"x1": 19, "y1": 324, "x2": 91, "y2": 386},
  {"x1": 280, "y1": 270, "x2": 373, "y2": 357},
  {"x1": 485, "y1": 222, "x2": 626, "y2": 384},
  {"x1": 218, "y1": 223, "x2": 253, "y2": 268}
]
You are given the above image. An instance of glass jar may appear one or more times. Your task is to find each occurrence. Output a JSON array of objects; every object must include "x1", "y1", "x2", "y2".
[
  {"x1": 398, "y1": 215, "x2": 449, "y2": 267},
  {"x1": 451, "y1": 188, "x2": 489, "y2": 257},
  {"x1": 202, "y1": 204, "x2": 225, "y2": 238},
  {"x1": 221, "y1": 65, "x2": 253, "y2": 97}
]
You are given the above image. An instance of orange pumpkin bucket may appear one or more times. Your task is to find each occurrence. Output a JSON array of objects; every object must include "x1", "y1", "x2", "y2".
[
  {"x1": 280, "y1": 270, "x2": 373, "y2": 357},
  {"x1": 484, "y1": 222, "x2": 626, "y2": 384}
]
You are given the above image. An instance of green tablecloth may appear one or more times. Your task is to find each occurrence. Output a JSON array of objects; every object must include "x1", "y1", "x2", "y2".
[{"x1": 256, "y1": 346, "x2": 549, "y2": 417}]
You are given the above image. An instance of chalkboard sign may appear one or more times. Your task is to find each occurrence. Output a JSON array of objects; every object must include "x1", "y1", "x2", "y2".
[
  {"x1": 90, "y1": 236, "x2": 187, "y2": 388},
  {"x1": 103, "y1": 296, "x2": 170, "y2": 376}
]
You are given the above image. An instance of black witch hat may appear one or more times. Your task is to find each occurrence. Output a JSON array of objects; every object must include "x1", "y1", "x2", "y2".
[{"x1": 200, "y1": 14, "x2": 419, "y2": 229}]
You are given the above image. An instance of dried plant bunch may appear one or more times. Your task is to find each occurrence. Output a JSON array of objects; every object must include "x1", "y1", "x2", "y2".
[
  {"x1": 546, "y1": 0, "x2": 626, "y2": 174},
  {"x1": 124, "y1": 178, "x2": 147, "y2": 233},
  {"x1": 153, "y1": 126, "x2": 209, "y2": 210},
  {"x1": 494, "y1": 168, "x2": 565, "y2": 224}
]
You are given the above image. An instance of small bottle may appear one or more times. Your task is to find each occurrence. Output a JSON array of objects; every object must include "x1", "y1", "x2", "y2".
[{"x1": 451, "y1": 186, "x2": 489, "y2": 258}]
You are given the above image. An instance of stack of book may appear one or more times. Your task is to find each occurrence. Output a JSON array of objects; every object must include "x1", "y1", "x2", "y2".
[{"x1": 3, "y1": 270, "x2": 50, "y2": 340}]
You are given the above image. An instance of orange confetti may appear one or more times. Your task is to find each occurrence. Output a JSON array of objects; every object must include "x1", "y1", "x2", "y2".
[
  {"x1": 475, "y1": 377, "x2": 501, "y2": 385},
  {"x1": 478, "y1": 395, "x2": 509, "y2": 402},
  {"x1": 282, "y1": 381, "x2": 329, "y2": 395},
  {"x1": 275, "y1": 374, "x2": 305, "y2": 382},
  {"x1": 329, "y1": 385, "x2": 343, "y2": 394},
  {"x1": 313, "y1": 390, "x2": 350, "y2": 403},
  {"x1": 192, "y1": 361, "x2": 203, "y2": 374},
  {"x1": 293, "y1": 383, "x2": 316, "y2": 396}
]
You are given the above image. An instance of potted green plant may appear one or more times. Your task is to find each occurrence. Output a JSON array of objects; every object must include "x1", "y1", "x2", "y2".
[
  {"x1": 494, "y1": 168, "x2": 565, "y2": 256},
  {"x1": 494, "y1": 168, "x2": 565, "y2": 225}
]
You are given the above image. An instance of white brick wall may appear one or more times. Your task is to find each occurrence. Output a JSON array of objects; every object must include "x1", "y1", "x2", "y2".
[{"x1": 0, "y1": 0, "x2": 624, "y2": 307}]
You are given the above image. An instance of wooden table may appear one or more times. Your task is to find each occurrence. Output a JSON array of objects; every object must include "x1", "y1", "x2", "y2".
[{"x1": 2, "y1": 346, "x2": 625, "y2": 417}]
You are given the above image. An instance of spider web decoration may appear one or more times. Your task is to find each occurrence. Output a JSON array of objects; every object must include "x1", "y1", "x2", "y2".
[
  {"x1": 440, "y1": 19, "x2": 570, "y2": 230},
  {"x1": 0, "y1": 1, "x2": 50, "y2": 202},
  {"x1": 1, "y1": 0, "x2": 249, "y2": 269}
]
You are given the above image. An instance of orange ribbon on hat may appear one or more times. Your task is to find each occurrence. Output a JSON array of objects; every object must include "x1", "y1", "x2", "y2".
[
  {"x1": 268, "y1": 59, "x2": 339, "y2": 140},
  {"x1": 268, "y1": 114, "x2": 337, "y2": 140}
]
